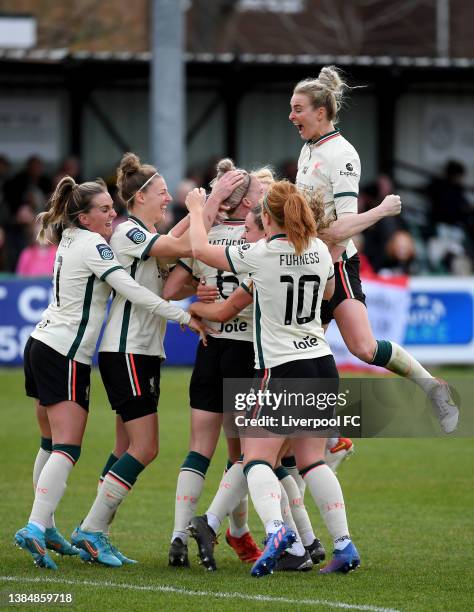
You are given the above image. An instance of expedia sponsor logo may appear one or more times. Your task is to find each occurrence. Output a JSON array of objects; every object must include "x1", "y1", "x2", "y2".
[
  {"x1": 346, "y1": 162, "x2": 353, "y2": 171},
  {"x1": 126, "y1": 227, "x2": 146, "y2": 244},
  {"x1": 339, "y1": 167, "x2": 358, "y2": 177},
  {"x1": 96, "y1": 244, "x2": 114, "y2": 260}
]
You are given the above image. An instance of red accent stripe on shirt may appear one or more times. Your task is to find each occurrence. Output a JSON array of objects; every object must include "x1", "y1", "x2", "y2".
[
  {"x1": 129, "y1": 353, "x2": 142, "y2": 396},
  {"x1": 317, "y1": 133, "x2": 341, "y2": 146}
]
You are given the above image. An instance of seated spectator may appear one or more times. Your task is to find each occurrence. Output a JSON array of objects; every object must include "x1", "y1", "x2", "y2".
[
  {"x1": 360, "y1": 174, "x2": 416, "y2": 274},
  {"x1": 424, "y1": 160, "x2": 473, "y2": 273},
  {"x1": 15, "y1": 219, "x2": 57, "y2": 277}
]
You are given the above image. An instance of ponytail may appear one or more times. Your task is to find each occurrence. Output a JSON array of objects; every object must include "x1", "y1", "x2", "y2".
[
  {"x1": 265, "y1": 181, "x2": 317, "y2": 255},
  {"x1": 37, "y1": 176, "x2": 107, "y2": 244}
]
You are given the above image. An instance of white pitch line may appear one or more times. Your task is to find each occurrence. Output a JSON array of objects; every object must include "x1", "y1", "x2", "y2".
[{"x1": 0, "y1": 575, "x2": 400, "y2": 612}]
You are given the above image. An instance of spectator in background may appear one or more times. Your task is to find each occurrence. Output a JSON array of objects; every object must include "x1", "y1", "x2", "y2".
[
  {"x1": 0, "y1": 154, "x2": 12, "y2": 225},
  {"x1": 6, "y1": 203, "x2": 37, "y2": 271},
  {"x1": 16, "y1": 219, "x2": 57, "y2": 277},
  {"x1": 279, "y1": 158, "x2": 298, "y2": 183},
  {"x1": 360, "y1": 174, "x2": 416, "y2": 274},
  {"x1": 4, "y1": 155, "x2": 52, "y2": 220},
  {"x1": 424, "y1": 160, "x2": 473, "y2": 274},
  {"x1": 53, "y1": 156, "x2": 81, "y2": 187}
]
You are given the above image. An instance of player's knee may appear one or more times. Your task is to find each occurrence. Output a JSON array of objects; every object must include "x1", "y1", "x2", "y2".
[
  {"x1": 129, "y1": 443, "x2": 158, "y2": 466},
  {"x1": 349, "y1": 340, "x2": 376, "y2": 363}
]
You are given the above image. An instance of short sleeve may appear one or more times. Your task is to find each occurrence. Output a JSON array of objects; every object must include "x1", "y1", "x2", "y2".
[
  {"x1": 225, "y1": 243, "x2": 260, "y2": 275},
  {"x1": 83, "y1": 236, "x2": 123, "y2": 281},
  {"x1": 240, "y1": 276, "x2": 253, "y2": 295},
  {"x1": 328, "y1": 263, "x2": 335, "y2": 280},
  {"x1": 177, "y1": 257, "x2": 200, "y2": 282},
  {"x1": 119, "y1": 226, "x2": 160, "y2": 260},
  {"x1": 330, "y1": 150, "x2": 361, "y2": 216}
]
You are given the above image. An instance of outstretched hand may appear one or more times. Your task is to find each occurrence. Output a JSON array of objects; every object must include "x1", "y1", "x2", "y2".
[{"x1": 185, "y1": 315, "x2": 215, "y2": 346}]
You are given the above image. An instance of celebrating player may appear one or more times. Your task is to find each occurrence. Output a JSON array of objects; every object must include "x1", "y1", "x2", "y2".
[
  {"x1": 71, "y1": 153, "x2": 225, "y2": 566},
  {"x1": 289, "y1": 65, "x2": 458, "y2": 433},
  {"x1": 163, "y1": 158, "x2": 264, "y2": 569},
  {"x1": 185, "y1": 180, "x2": 360, "y2": 577},
  {"x1": 14, "y1": 176, "x2": 205, "y2": 570}
]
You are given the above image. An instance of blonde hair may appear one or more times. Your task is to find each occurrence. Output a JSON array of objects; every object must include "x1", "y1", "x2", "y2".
[
  {"x1": 117, "y1": 152, "x2": 161, "y2": 208},
  {"x1": 294, "y1": 65, "x2": 349, "y2": 123},
  {"x1": 251, "y1": 166, "x2": 276, "y2": 187},
  {"x1": 37, "y1": 176, "x2": 107, "y2": 244},
  {"x1": 212, "y1": 158, "x2": 251, "y2": 212},
  {"x1": 264, "y1": 180, "x2": 317, "y2": 254}
]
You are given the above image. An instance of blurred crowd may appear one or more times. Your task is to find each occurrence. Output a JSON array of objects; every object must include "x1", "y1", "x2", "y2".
[{"x1": 0, "y1": 153, "x2": 473, "y2": 278}]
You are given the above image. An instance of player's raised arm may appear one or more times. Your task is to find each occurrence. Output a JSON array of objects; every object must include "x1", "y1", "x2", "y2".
[
  {"x1": 185, "y1": 188, "x2": 231, "y2": 271},
  {"x1": 318, "y1": 194, "x2": 401, "y2": 244}
]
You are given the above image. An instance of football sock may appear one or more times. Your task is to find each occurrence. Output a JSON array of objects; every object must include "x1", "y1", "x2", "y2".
[
  {"x1": 32, "y1": 438, "x2": 54, "y2": 527},
  {"x1": 278, "y1": 469, "x2": 316, "y2": 547},
  {"x1": 244, "y1": 460, "x2": 283, "y2": 534},
  {"x1": 82, "y1": 453, "x2": 144, "y2": 533},
  {"x1": 228, "y1": 497, "x2": 249, "y2": 538},
  {"x1": 206, "y1": 461, "x2": 248, "y2": 534},
  {"x1": 281, "y1": 455, "x2": 306, "y2": 497},
  {"x1": 371, "y1": 340, "x2": 437, "y2": 393},
  {"x1": 172, "y1": 451, "x2": 210, "y2": 544},
  {"x1": 278, "y1": 479, "x2": 305, "y2": 556},
  {"x1": 98, "y1": 453, "x2": 119, "y2": 489},
  {"x1": 29, "y1": 444, "x2": 81, "y2": 529},
  {"x1": 300, "y1": 461, "x2": 350, "y2": 547}
]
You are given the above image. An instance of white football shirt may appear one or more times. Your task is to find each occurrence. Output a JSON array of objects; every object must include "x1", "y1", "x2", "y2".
[
  {"x1": 226, "y1": 235, "x2": 334, "y2": 369},
  {"x1": 296, "y1": 128, "x2": 360, "y2": 259},
  {"x1": 32, "y1": 227, "x2": 123, "y2": 364},
  {"x1": 99, "y1": 216, "x2": 168, "y2": 357},
  {"x1": 179, "y1": 219, "x2": 253, "y2": 342}
]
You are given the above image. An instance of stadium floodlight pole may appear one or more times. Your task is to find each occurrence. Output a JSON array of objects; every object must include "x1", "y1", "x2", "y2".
[
  {"x1": 150, "y1": 0, "x2": 185, "y2": 197},
  {"x1": 436, "y1": 0, "x2": 450, "y2": 57}
]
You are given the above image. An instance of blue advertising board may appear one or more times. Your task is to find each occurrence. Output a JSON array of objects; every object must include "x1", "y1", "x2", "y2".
[
  {"x1": 0, "y1": 276, "x2": 199, "y2": 366},
  {"x1": 1, "y1": 276, "x2": 474, "y2": 366}
]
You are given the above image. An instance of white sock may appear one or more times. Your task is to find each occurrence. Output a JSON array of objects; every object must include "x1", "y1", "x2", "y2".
[
  {"x1": 284, "y1": 465, "x2": 306, "y2": 497},
  {"x1": 29, "y1": 453, "x2": 74, "y2": 529},
  {"x1": 29, "y1": 521, "x2": 46, "y2": 533},
  {"x1": 246, "y1": 463, "x2": 282, "y2": 532},
  {"x1": 32, "y1": 448, "x2": 55, "y2": 528},
  {"x1": 207, "y1": 462, "x2": 248, "y2": 530},
  {"x1": 279, "y1": 483, "x2": 305, "y2": 556},
  {"x1": 205, "y1": 512, "x2": 221, "y2": 534},
  {"x1": 171, "y1": 470, "x2": 205, "y2": 544},
  {"x1": 385, "y1": 342, "x2": 437, "y2": 394},
  {"x1": 281, "y1": 474, "x2": 316, "y2": 547},
  {"x1": 303, "y1": 463, "x2": 350, "y2": 545},
  {"x1": 82, "y1": 474, "x2": 130, "y2": 532},
  {"x1": 228, "y1": 496, "x2": 249, "y2": 538}
]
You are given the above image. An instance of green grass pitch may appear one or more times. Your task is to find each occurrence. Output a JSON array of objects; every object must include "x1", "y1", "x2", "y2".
[{"x1": 0, "y1": 367, "x2": 473, "y2": 611}]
